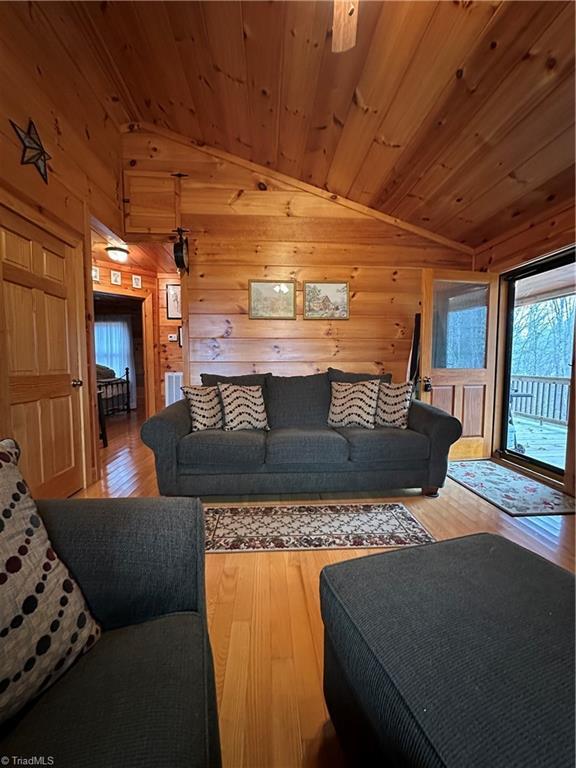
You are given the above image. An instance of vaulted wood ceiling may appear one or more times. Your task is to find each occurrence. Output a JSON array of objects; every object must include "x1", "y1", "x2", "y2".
[{"x1": 32, "y1": 2, "x2": 576, "y2": 246}]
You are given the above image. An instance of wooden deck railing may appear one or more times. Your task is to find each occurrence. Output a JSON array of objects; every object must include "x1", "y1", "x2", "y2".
[{"x1": 510, "y1": 375, "x2": 571, "y2": 425}]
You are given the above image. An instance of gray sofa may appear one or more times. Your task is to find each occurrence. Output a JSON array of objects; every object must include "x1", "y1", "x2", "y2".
[
  {"x1": 0, "y1": 497, "x2": 221, "y2": 768},
  {"x1": 142, "y1": 371, "x2": 462, "y2": 498}
]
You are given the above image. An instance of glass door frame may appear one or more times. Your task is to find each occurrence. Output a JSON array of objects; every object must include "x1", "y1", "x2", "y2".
[{"x1": 500, "y1": 247, "x2": 575, "y2": 477}]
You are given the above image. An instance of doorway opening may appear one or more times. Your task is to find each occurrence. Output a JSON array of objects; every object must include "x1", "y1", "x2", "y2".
[
  {"x1": 94, "y1": 292, "x2": 146, "y2": 445},
  {"x1": 501, "y1": 249, "x2": 575, "y2": 475}
]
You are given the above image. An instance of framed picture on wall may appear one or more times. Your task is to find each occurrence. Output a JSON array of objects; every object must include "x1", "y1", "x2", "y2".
[
  {"x1": 91, "y1": 266, "x2": 100, "y2": 283},
  {"x1": 303, "y1": 282, "x2": 349, "y2": 319},
  {"x1": 110, "y1": 270, "x2": 122, "y2": 286},
  {"x1": 166, "y1": 284, "x2": 182, "y2": 319},
  {"x1": 249, "y1": 280, "x2": 296, "y2": 319},
  {"x1": 132, "y1": 274, "x2": 142, "y2": 289}
]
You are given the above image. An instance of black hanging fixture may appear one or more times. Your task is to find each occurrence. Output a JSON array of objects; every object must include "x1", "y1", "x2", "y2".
[
  {"x1": 9, "y1": 118, "x2": 51, "y2": 184},
  {"x1": 173, "y1": 227, "x2": 189, "y2": 273}
]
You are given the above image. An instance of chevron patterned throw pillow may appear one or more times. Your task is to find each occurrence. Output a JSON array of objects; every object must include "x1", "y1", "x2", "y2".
[
  {"x1": 182, "y1": 385, "x2": 224, "y2": 431},
  {"x1": 218, "y1": 383, "x2": 269, "y2": 431},
  {"x1": 375, "y1": 381, "x2": 414, "y2": 429},
  {"x1": 328, "y1": 380, "x2": 380, "y2": 429}
]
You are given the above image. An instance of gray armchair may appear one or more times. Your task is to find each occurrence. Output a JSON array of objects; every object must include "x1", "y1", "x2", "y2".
[{"x1": 0, "y1": 497, "x2": 221, "y2": 768}]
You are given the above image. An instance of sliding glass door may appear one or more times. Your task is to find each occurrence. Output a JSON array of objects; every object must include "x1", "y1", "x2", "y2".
[{"x1": 501, "y1": 250, "x2": 575, "y2": 474}]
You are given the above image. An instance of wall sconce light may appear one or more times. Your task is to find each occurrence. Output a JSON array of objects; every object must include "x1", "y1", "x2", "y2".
[{"x1": 105, "y1": 245, "x2": 129, "y2": 263}]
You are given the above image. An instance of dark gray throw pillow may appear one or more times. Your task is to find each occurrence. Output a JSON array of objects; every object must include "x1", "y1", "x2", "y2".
[
  {"x1": 266, "y1": 373, "x2": 331, "y2": 428},
  {"x1": 200, "y1": 372, "x2": 271, "y2": 389},
  {"x1": 327, "y1": 367, "x2": 392, "y2": 384}
]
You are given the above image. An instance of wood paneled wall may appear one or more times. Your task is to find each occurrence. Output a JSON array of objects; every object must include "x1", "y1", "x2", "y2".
[
  {"x1": 158, "y1": 273, "x2": 183, "y2": 404},
  {"x1": 0, "y1": 4, "x2": 123, "y2": 235},
  {"x1": 187, "y1": 245, "x2": 420, "y2": 382},
  {"x1": 121, "y1": 125, "x2": 474, "y2": 383}
]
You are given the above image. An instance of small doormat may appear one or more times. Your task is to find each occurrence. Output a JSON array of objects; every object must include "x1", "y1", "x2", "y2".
[
  {"x1": 448, "y1": 460, "x2": 574, "y2": 517},
  {"x1": 204, "y1": 502, "x2": 434, "y2": 553}
]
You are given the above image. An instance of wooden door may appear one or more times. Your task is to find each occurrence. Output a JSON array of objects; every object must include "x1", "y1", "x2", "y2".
[
  {"x1": 0, "y1": 208, "x2": 84, "y2": 497},
  {"x1": 421, "y1": 269, "x2": 499, "y2": 459}
]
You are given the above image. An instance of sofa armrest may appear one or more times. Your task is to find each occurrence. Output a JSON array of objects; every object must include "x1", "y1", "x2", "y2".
[
  {"x1": 36, "y1": 497, "x2": 205, "y2": 631},
  {"x1": 408, "y1": 401, "x2": 462, "y2": 488},
  {"x1": 408, "y1": 400, "x2": 462, "y2": 446},
  {"x1": 141, "y1": 399, "x2": 191, "y2": 494}
]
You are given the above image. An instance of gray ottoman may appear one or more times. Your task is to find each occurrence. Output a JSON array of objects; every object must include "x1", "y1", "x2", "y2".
[{"x1": 320, "y1": 533, "x2": 575, "y2": 768}]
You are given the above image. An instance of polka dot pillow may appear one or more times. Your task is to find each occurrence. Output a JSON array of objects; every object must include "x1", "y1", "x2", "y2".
[{"x1": 0, "y1": 439, "x2": 100, "y2": 723}]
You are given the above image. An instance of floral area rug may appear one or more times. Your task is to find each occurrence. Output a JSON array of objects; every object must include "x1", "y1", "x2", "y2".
[
  {"x1": 448, "y1": 460, "x2": 574, "y2": 517},
  {"x1": 204, "y1": 502, "x2": 434, "y2": 553}
]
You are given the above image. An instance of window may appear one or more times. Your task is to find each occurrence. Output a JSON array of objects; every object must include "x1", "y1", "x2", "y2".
[{"x1": 432, "y1": 281, "x2": 489, "y2": 369}]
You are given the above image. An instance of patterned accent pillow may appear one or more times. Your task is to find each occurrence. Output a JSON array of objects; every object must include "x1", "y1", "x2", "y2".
[
  {"x1": 376, "y1": 382, "x2": 414, "y2": 429},
  {"x1": 328, "y1": 380, "x2": 380, "y2": 429},
  {"x1": 217, "y1": 384, "x2": 269, "y2": 431},
  {"x1": 0, "y1": 439, "x2": 101, "y2": 724},
  {"x1": 181, "y1": 385, "x2": 224, "y2": 431}
]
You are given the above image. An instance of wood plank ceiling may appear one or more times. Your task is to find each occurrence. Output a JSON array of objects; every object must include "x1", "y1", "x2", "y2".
[
  {"x1": 91, "y1": 229, "x2": 176, "y2": 272},
  {"x1": 51, "y1": 1, "x2": 575, "y2": 246}
]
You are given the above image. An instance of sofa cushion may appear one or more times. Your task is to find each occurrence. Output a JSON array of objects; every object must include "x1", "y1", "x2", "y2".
[
  {"x1": 266, "y1": 428, "x2": 349, "y2": 464},
  {"x1": 0, "y1": 440, "x2": 101, "y2": 724},
  {"x1": 178, "y1": 429, "x2": 266, "y2": 466},
  {"x1": 1, "y1": 613, "x2": 218, "y2": 768},
  {"x1": 266, "y1": 373, "x2": 331, "y2": 428},
  {"x1": 328, "y1": 367, "x2": 392, "y2": 384},
  {"x1": 337, "y1": 426, "x2": 430, "y2": 462}
]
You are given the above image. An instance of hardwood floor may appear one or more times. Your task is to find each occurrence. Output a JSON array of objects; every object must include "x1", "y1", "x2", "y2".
[{"x1": 77, "y1": 411, "x2": 575, "y2": 768}]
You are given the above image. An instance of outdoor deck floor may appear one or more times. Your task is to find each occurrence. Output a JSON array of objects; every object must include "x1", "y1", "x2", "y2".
[{"x1": 510, "y1": 415, "x2": 568, "y2": 470}]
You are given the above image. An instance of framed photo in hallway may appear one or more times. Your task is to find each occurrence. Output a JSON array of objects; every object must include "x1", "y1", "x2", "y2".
[
  {"x1": 304, "y1": 282, "x2": 349, "y2": 319},
  {"x1": 166, "y1": 284, "x2": 181, "y2": 319},
  {"x1": 110, "y1": 270, "x2": 122, "y2": 286}
]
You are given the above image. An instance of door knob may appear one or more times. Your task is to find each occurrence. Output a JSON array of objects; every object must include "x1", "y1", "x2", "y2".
[{"x1": 71, "y1": 379, "x2": 83, "y2": 388}]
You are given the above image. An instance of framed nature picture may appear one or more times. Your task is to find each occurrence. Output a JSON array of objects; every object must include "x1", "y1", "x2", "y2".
[
  {"x1": 249, "y1": 280, "x2": 296, "y2": 319},
  {"x1": 166, "y1": 284, "x2": 182, "y2": 319},
  {"x1": 304, "y1": 282, "x2": 349, "y2": 319}
]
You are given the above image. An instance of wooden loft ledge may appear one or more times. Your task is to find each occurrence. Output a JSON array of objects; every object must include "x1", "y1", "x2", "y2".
[
  {"x1": 121, "y1": 122, "x2": 474, "y2": 256},
  {"x1": 119, "y1": 122, "x2": 474, "y2": 270}
]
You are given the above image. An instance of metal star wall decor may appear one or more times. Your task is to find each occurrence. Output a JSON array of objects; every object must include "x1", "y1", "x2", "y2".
[{"x1": 9, "y1": 118, "x2": 51, "y2": 184}]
